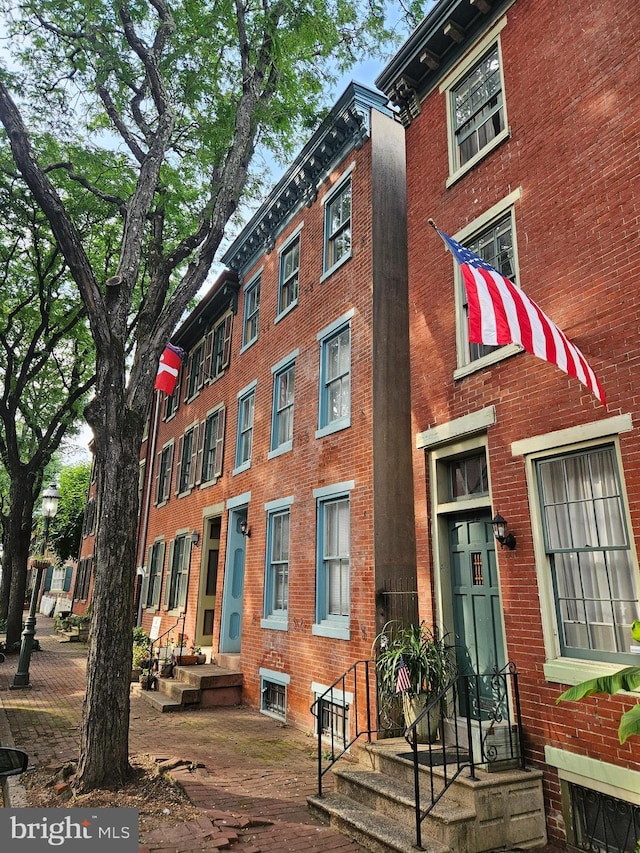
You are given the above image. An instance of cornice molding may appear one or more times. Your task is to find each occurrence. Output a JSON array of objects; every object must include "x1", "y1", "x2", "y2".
[{"x1": 222, "y1": 83, "x2": 390, "y2": 275}]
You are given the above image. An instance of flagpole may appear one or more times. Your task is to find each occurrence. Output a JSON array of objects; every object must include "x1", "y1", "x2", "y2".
[{"x1": 136, "y1": 389, "x2": 162, "y2": 619}]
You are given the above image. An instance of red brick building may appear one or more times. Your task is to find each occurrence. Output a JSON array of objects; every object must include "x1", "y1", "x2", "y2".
[
  {"x1": 376, "y1": 0, "x2": 640, "y2": 848},
  {"x1": 134, "y1": 83, "x2": 416, "y2": 729}
]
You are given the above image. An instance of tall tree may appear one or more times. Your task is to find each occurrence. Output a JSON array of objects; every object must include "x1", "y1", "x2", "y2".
[
  {"x1": 0, "y1": 0, "x2": 400, "y2": 790},
  {"x1": 0, "y1": 156, "x2": 95, "y2": 644}
]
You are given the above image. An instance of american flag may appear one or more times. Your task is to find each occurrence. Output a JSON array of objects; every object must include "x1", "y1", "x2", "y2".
[
  {"x1": 434, "y1": 225, "x2": 606, "y2": 405},
  {"x1": 395, "y1": 655, "x2": 412, "y2": 694}
]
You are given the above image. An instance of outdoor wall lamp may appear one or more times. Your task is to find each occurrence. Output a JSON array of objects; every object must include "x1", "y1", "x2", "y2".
[
  {"x1": 240, "y1": 519, "x2": 251, "y2": 537},
  {"x1": 492, "y1": 513, "x2": 516, "y2": 550},
  {"x1": 190, "y1": 530, "x2": 200, "y2": 547}
]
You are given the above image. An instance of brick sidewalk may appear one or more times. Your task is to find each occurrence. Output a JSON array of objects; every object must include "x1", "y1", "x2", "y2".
[{"x1": 0, "y1": 617, "x2": 365, "y2": 852}]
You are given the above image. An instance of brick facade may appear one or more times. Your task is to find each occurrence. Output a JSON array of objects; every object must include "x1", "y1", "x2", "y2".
[{"x1": 377, "y1": 0, "x2": 640, "y2": 845}]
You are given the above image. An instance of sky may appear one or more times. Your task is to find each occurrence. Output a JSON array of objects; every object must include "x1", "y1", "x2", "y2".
[{"x1": 64, "y1": 5, "x2": 435, "y2": 463}]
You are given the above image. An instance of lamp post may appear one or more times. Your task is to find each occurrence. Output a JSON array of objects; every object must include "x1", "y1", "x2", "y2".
[{"x1": 11, "y1": 483, "x2": 61, "y2": 689}]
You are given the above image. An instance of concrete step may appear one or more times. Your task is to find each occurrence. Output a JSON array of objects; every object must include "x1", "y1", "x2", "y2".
[
  {"x1": 137, "y1": 689, "x2": 184, "y2": 713},
  {"x1": 308, "y1": 791, "x2": 449, "y2": 853},
  {"x1": 334, "y1": 766, "x2": 474, "y2": 845},
  {"x1": 137, "y1": 664, "x2": 243, "y2": 712}
]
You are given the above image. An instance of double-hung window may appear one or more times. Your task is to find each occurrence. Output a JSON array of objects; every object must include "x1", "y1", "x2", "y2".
[
  {"x1": 442, "y1": 20, "x2": 509, "y2": 185},
  {"x1": 144, "y1": 540, "x2": 165, "y2": 610},
  {"x1": 155, "y1": 441, "x2": 174, "y2": 505},
  {"x1": 536, "y1": 444, "x2": 639, "y2": 663},
  {"x1": 270, "y1": 352, "x2": 296, "y2": 456},
  {"x1": 317, "y1": 312, "x2": 352, "y2": 437},
  {"x1": 209, "y1": 314, "x2": 233, "y2": 380},
  {"x1": 242, "y1": 275, "x2": 260, "y2": 349},
  {"x1": 452, "y1": 44, "x2": 504, "y2": 169},
  {"x1": 324, "y1": 178, "x2": 351, "y2": 275},
  {"x1": 176, "y1": 424, "x2": 198, "y2": 495},
  {"x1": 278, "y1": 235, "x2": 300, "y2": 317},
  {"x1": 185, "y1": 341, "x2": 204, "y2": 400},
  {"x1": 234, "y1": 382, "x2": 256, "y2": 473},
  {"x1": 453, "y1": 192, "x2": 522, "y2": 376},
  {"x1": 313, "y1": 482, "x2": 353, "y2": 640},
  {"x1": 165, "y1": 533, "x2": 190, "y2": 611},
  {"x1": 201, "y1": 406, "x2": 225, "y2": 484},
  {"x1": 262, "y1": 498, "x2": 292, "y2": 628}
]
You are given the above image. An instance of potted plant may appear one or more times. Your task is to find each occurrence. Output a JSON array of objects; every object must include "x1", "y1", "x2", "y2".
[{"x1": 374, "y1": 621, "x2": 456, "y2": 743}]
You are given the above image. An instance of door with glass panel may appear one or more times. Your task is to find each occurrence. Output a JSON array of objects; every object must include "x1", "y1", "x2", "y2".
[{"x1": 449, "y1": 513, "x2": 506, "y2": 718}]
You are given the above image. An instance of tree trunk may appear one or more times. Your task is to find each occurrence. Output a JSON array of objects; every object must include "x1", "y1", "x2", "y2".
[
  {"x1": 5, "y1": 480, "x2": 36, "y2": 649},
  {"x1": 0, "y1": 521, "x2": 11, "y2": 621},
  {"x1": 75, "y1": 377, "x2": 145, "y2": 791}
]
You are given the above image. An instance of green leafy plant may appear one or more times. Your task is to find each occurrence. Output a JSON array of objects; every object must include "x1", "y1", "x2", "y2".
[
  {"x1": 557, "y1": 620, "x2": 640, "y2": 743},
  {"x1": 374, "y1": 621, "x2": 456, "y2": 699}
]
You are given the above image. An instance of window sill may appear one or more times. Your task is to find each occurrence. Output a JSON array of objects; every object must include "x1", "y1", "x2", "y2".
[
  {"x1": 315, "y1": 419, "x2": 350, "y2": 440},
  {"x1": 446, "y1": 127, "x2": 511, "y2": 189},
  {"x1": 320, "y1": 252, "x2": 351, "y2": 283},
  {"x1": 240, "y1": 338, "x2": 258, "y2": 355},
  {"x1": 268, "y1": 442, "x2": 292, "y2": 460},
  {"x1": 544, "y1": 657, "x2": 640, "y2": 693},
  {"x1": 312, "y1": 622, "x2": 350, "y2": 641},
  {"x1": 453, "y1": 343, "x2": 522, "y2": 381},
  {"x1": 275, "y1": 301, "x2": 298, "y2": 324},
  {"x1": 260, "y1": 617, "x2": 288, "y2": 632},
  {"x1": 232, "y1": 461, "x2": 251, "y2": 476}
]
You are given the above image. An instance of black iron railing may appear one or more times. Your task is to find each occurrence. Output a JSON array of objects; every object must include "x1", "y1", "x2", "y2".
[
  {"x1": 311, "y1": 660, "x2": 525, "y2": 850},
  {"x1": 141, "y1": 619, "x2": 181, "y2": 688}
]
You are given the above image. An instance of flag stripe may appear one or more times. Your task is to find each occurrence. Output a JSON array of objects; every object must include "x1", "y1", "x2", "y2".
[
  {"x1": 439, "y1": 228, "x2": 605, "y2": 405},
  {"x1": 155, "y1": 344, "x2": 184, "y2": 395}
]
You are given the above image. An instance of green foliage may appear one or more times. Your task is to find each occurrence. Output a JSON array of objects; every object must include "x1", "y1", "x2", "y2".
[
  {"x1": 132, "y1": 626, "x2": 150, "y2": 648},
  {"x1": 48, "y1": 463, "x2": 92, "y2": 562},
  {"x1": 557, "y1": 620, "x2": 640, "y2": 743},
  {"x1": 374, "y1": 621, "x2": 456, "y2": 699}
]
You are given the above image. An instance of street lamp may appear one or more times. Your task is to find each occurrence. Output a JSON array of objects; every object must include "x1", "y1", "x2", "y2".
[{"x1": 11, "y1": 483, "x2": 61, "y2": 689}]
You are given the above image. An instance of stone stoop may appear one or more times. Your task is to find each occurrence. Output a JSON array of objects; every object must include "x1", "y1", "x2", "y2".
[
  {"x1": 137, "y1": 664, "x2": 243, "y2": 713},
  {"x1": 307, "y1": 738, "x2": 547, "y2": 853}
]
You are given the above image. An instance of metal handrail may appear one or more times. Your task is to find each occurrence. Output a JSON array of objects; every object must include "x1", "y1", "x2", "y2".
[
  {"x1": 310, "y1": 660, "x2": 374, "y2": 797},
  {"x1": 142, "y1": 619, "x2": 181, "y2": 687},
  {"x1": 311, "y1": 658, "x2": 525, "y2": 850}
]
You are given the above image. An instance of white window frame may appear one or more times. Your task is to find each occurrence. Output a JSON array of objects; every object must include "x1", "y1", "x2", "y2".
[
  {"x1": 260, "y1": 668, "x2": 290, "y2": 721},
  {"x1": 513, "y1": 414, "x2": 640, "y2": 685},
  {"x1": 200, "y1": 404, "x2": 225, "y2": 485},
  {"x1": 312, "y1": 481, "x2": 354, "y2": 641},
  {"x1": 269, "y1": 349, "x2": 298, "y2": 458},
  {"x1": 311, "y1": 681, "x2": 353, "y2": 750},
  {"x1": 440, "y1": 17, "x2": 510, "y2": 187},
  {"x1": 241, "y1": 272, "x2": 261, "y2": 351},
  {"x1": 321, "y1": 166, "x2": 354, "y2": 280},
  {"x1": 452, "y1": 189, "x2": 522, "y2": 379},
  {"x1": 233, "y1": 381, "x2": 257, "y2": 475},
  {"x1": 316, "y1": 310, "x2": 354, "y2": 439},
  {"x1": 277, "y1": 227, "x2": 302, "y2": 321},
  {"x1": 261, "y1": 496, "x2": 294, "y2": 631}
]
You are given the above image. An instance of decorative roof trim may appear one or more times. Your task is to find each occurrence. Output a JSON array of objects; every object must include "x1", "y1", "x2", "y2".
[
  {"x1": 222, "y1": 82, "x2": 391, "y2": 275},
  {"x1": 376, "y1": 0, "x2": 514, "y2": 126}
]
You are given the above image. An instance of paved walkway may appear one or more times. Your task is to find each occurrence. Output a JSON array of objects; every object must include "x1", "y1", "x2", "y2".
[{"x1": 0, "y1": 617, "x2": 364, "y2": 853}]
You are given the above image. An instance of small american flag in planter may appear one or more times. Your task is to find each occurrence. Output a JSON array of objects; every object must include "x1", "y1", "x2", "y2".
[{"x1": 395, "y1": 655, "x2": 412, "y2": 694}]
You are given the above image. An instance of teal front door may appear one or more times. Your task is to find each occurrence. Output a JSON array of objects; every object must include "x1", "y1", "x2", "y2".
[
  {"x1": 449, "y1": 514, "x2": 506, "y2": 718},
  {"x1": 219, "y1": 509, "x2": 247, "y2": 654}
]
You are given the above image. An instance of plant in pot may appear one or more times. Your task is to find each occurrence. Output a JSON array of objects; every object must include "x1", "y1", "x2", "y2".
[{"x1": 374, "y1": 621, "x2": 456, "y2": 743}]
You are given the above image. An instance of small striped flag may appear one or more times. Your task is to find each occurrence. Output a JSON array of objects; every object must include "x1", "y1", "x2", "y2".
[
  {"x1": 396, "y1": 655, "x2": 412, "y2": 694},
  {"x1": 433, "y1": 224, "x2": 605, "y2": 405}
]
